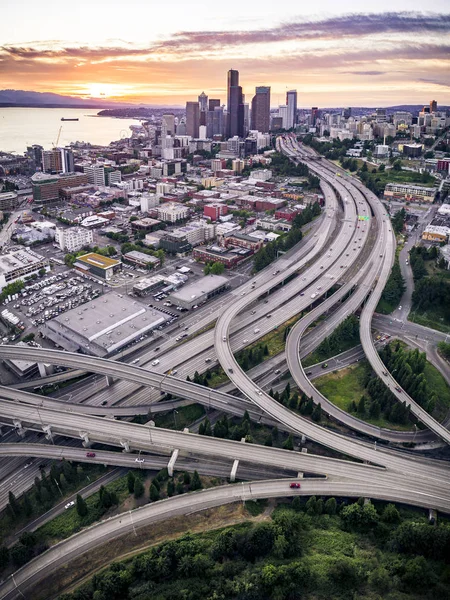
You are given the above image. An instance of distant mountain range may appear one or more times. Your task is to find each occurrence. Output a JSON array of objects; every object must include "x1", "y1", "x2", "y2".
[
  {"x1": 0, "y1": 89, "x2": 131, "y2": 108},
  {"x1": 0, "y1": 90, "x2": 448, "y2": 113}
]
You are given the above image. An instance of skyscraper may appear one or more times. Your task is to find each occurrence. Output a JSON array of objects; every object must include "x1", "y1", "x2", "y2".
[
  {"x1": 162, "y1": 113, "x2": 175, "y2": 136},
  {"x1": 186, "y1": 102, "x2": 200, "y2": 138},
  {"x1": 198, "y1": 92, "x2": 208, "y2": 126},
  {"x1": 430, "y1": 100, "x2": 437, "y2": 113},
  {"x1": 285, "y1": 90, "x2": 297, "y2": 130},
  {"x1": 208, "y1": 99, "x2": 220, "y2": 111},
  {"x1": 251, "y1": 86, "x2": 271, "y2": 133},
  {"x1": 311, "y1": 107, "x2": 319, "y2": 126},
  {"x1": 227, "y1": 69, "x2": 244, "y2": 139}
]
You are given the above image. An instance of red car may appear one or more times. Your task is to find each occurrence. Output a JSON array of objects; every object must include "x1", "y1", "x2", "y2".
[
  {"x1": 86, "y1": 452, "x2": 96, "y2": 458},
  {"x1": 289, "y1": 482, "x2": 301, "y2": 489}
]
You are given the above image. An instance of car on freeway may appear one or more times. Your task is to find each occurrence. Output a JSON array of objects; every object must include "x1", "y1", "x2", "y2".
[
  {"x1": 151, "y1": 359, "x2": 160, "y2": 366},
  {"x1": 86, "y1": 452, "x2": 96, "y2": 458},
  {"x1": 274, "y1": 369, "x2": 281, "y2": 374},
  {"x1": 205, "y1": 358, "x2": 211, "y2": 363},
  {"x1": 228, "y1": 368, "x2": 234, "y2": 373},
  {"x1": 64, "y1": 501, "x2": 75, "y2": 510},
  {"x1": 101, "y1": 400, "x2": 108, "y2": 406},
  {"x1": 172, "y1": 369, "x2": 178, "y2": 375},
  {"x1": 154, "y1": 347, "x2": 160, "y2": 351},
  {"x1": 223, "y1": 336, "x2": 227, "y2": 341},
  {"x1": 289, "y1": 482, "x2": 301, "y2": 489},
  {"x1": 322, "y1": 363, "x2": 328, "y2": 369},
  {"x1": 135, "y1": 458, "x2": 145, "y2": 463},
  {"x1": 395, "y1": 387, "x2": 402, "y2": 392}
]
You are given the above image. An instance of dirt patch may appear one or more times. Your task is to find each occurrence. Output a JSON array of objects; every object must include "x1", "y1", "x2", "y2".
[{"x1": 33, "y1": 501, "x2": 273, "y2": 600}]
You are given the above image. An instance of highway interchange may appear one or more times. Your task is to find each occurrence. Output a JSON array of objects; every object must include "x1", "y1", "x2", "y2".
[{"x1": 0, "y1": 136, "x2": 449, "y2": 598}]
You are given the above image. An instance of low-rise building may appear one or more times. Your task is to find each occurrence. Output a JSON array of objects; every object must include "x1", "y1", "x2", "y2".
[
  {"x1": 0, "y1": 248, "x2": 50, "y2": 291},
  {"x1": 123, "y1": 251, "x2": 160, "y2": 269},
  {"x1": 203, "y1": 203, "x2": 228, "y2": 221},
  {"x1": 157, "y1": 202, "x2": 190, "y2": 223},
  {"x1": 384, "y1": 183, "x2": 437, "y2": 203},
  {"x1": 168, "y1": 274, "x2": 229, "y2": 309},
  {"x1": 422, "y1": 225, "x2": 450, "y2": 243},
  {"x1": 0, "y1": 191, "x2": 19, "y2": 211},
  {"x1": 74, "y1": 252, "x2": 122, "y2": 281},
  {"x1": 55, "y1": 227, "x2": 94, "y2": 252},
  {"x1": 224, "y1": 232, "x2": 263, "y2": 251},
  {"x1": 131, "y1": 218, "x2": 162, "y2": 232},
  {"x1": 192, "y1": 244, "x2": 250, "y2": 268},
  {"x1": 255, "y1": 217, "x2": 292, "y2": 232}
]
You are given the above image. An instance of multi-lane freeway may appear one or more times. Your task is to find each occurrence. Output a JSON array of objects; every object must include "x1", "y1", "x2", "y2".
[{"x1": 1, "y1": 135, "x2": 450, "y2": 599}]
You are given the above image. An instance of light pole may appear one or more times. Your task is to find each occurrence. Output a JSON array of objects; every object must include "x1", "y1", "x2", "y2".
[
  {"x1": 413, "y1": 423, "x2": 418, "y2": 443},
  {"x1": 173, "y1": 409, "x2": 179, "y2": 429}
]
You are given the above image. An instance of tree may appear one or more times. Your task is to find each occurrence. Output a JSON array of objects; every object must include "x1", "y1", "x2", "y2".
[
  {"x1": 0, "y1": 546, "x2": 9, "y2": 570},
  {"x1": 127, "y1": 471, "x2": 136, "y2": 494},
  {"x1": 382, "y1": 503, "x2": 400, "y2": 523},
  {"x1": 283, "y1": 434, "x2": 294, "y2": 451},
  {"x1": 312, "y1": 402, "x2": 322, "y2": 422},
  {"x1": 149, "y1": 484, "x2": 159, "y2": 501},
  {"x1": 167, "y1": 480, "x2": 175, "y2": 497},
  {"x1": 8, "y1": 491, "x2": 20, "y2": 517},
  {"x1": 183, "y1": 471, "x2": 191, "y2": 485},
  {"x1": 325, "y1": 497, "x2": 337, "y2": 515},
  {"x1": 10, "y1": 544, "x2": 32, "y2": 567},
  {"x1": 23, "y1": 493, "x2": 33, "y2": 517},
  {"x1": 76, "y1": 494, "x2": 88, "y2": 517},
  {"x1": 134, "y1": 477, "x2": 145, "y2": 499},
  {"x1": 190, "y1": 470, "x2": 202, "y2": 491}
]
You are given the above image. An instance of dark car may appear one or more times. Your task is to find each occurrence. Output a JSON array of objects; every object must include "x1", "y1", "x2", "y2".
[
  {"x1": 86, "y1": 452, "x2": 96, "y2": 458},
  {"x1": 154, "y1": 347, "x2": 160, "y2": 351},
  {"x1": 289, "y1": 482, "x2": 301, "y2": 489}
]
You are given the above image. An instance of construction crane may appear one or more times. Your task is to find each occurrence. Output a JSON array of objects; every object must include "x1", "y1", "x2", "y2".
[{"x1": 53, "y1": 126, "x2": 62, "y2": 148}]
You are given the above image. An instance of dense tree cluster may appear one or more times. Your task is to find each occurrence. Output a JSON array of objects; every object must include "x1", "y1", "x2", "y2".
[
  {"x1": 270, "y1": 152, "x2": 309, "y2": 177},
  {"x1": 438, "y1": 341, "x2": 450, "y2": 362},
  {"x1": 203, "y1": 261, "x2": 225, "y2": 275},
  {"x1": 253, "y1": 202, "x2": 321, "y2": 273},
  {"x1": 409, "y1": 245, "x2": 439, "y2": 281},
  {"x1": 412, "y1": 276, "x2": 450, "y2": 324},
  {"x1": 392, "y1": 208, "x2": 406, "y2": 234},
  {"x1": 57, "y1": 498, "x2": 450, "y2": 600},
  {"x1": 379, "y1": 256, "x2": 405, "y2": 311},
  {"x1": 309, "y1": 315, "x2": 360, "y2": 364},
  {"x1": 354, "y1": 343, "x2": 438, "y2": 424}
]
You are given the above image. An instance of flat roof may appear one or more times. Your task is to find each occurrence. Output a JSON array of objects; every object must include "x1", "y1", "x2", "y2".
[
  {"x1": 76, "y1": 253, "x2": 121, "y2": 269},
  {"x1": 170, "y1": 274, "x2": 228, "y2": 302},
  {"x1": 48, "y1": 292, "x2": 168, "y2": 355},
  {"x1": 0, "y1": 248, "x2": 45, "y2": 276}
]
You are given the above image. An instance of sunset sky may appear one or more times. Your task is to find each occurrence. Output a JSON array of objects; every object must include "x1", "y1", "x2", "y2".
[{"x1": 1, "y1": 1, "x2": 449, "y2": 107}]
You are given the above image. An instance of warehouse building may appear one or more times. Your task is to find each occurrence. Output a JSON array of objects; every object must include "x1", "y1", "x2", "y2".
[
  {"x1": 74, "y1": 253, "x2": 122, "y2": 281},
  {"x1": 123, "y1": 251, "x2": 160, "y2": 269},
  {"x1": 168, "y1": 275, "x2": 229, "y2": 310},
  {"x1": 44, "y1": 292, "x2": 170, "y2": 357}
]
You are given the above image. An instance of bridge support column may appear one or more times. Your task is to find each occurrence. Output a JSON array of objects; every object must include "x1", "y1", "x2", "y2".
[
  {"x1": 79, "y1": 431, "x2": 91, "y2": 447},
  {"x1": 183, "y1": 428, "x2": 189, "y2": 433},
  {"x1": 167, "y1": 449, "x2": 179, "y2": 477},
  {"x1": 301, "y1": 448, "x2": 308, "y2": 454},
  {"x1": 301, "y1": 435, "x2": 306, "y2": 445},
  {"x1": 120, "y1": 439, "x2": 130, "y2": 453},
  {"x1": 105, "y1": 375, "x2": 114, "y2": 387},
  {"x1": 42, "y1": 425, "x2": 53, "y2": 442},
  {"x1": 230, "y1": 459, "x2": 239, "y2": 482},
  {"x1": 297, "y1": 472, "x2": 304, "y2": 479},
  {"x1": 13, "y1": 420, "x2": 25, "y2": 437}
]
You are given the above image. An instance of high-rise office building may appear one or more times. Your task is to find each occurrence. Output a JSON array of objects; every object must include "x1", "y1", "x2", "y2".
[
  {"x1": 84, "y1": 164, "x2": 105, "y2": 186},
  {"x1": 208, "y1": 99, "x2": 220, "y2": 111},
  {"x1": 198, "y1": 92, "x2": 208, "y2": 126},
  {"x1": 430, "y1": 100, "x2": 437, "y2": 113},
  {"x1": 278, "y1": 105, "x2": 289, "y2": 129},
  {"x1": 226, "y1": 69, "x2": 244, "y2": 139},
  {"x1": 342, "y1": 107, "x2": 352, "y2": 119},
  {"x1": 186, "y1": 102, "x2": 200, "y2": 138},
  {"x1": 206, "y1": 106, "x2": 224, "y2": 138},
  {"x1": 61, "y1": 148, "x2": 74, "y2": 173},
  {"x1": 27, "y1": 145, "x2": 43, "y2": 170},
  {"x1": 311, "y1": 107, "x2": 319, "y2": 126},
  {"x1": 251, "y1": 86, "x2": 271, "y2": 133},
  {"x1": 162, "y1": 114, "x2": 175, "y2": 136},
  {"x1": 285, "y1": 90, "x2": 297, "y2": 130},
  {"x1": 42, "y1": 149, "x2": 63, "y2": 173}
]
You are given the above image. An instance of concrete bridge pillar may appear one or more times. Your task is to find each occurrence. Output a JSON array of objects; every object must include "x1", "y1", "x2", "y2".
[
  {"x1": 167, "y1": 449, "x2": 179, "y2": 477},
  {"x1": 230, "y1": 459, "x2": 239, "y2": 482},
  {"x1": 105, "y1": 375, "x2": 114, "y2": 387},
  {"x1": 79, "y1": 431, "x2": 91, "y2": 447},
  {"x1": 42, "y1": 424, "x2": 53, "y2": 442},
  {"x1": 120, "y1": 439, "x2": 131, "y2": 453},
  {"x1": 13, "y1": 420, "x2": 25, "y2": 437}
]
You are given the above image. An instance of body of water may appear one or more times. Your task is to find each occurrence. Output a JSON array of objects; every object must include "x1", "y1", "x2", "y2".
[{"x1": 0, "y1": 108, "x2": 143, "y2": 154}]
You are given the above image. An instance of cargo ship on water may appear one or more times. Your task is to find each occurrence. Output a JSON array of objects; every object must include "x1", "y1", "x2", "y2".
[{"x1": 61, "y1": 118, "x2": 79, "y2": 121}]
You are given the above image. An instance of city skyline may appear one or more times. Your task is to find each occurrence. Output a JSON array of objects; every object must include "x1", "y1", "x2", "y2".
[{"x1": 1, "y1": 3, "x2": 449, "y2": 106}]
